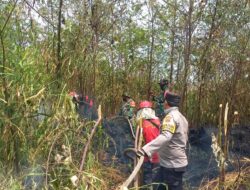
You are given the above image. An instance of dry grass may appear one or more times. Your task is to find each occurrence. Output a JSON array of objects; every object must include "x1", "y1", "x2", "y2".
[
  {"x1": 100, "y1": 166, "x2": 127, "y2": 190},
  {"x1": 199, "y1": 158, "x2": 250, "y2": 190}
]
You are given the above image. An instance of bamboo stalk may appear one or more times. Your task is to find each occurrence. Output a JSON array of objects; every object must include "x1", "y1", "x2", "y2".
[
  {"x1": 219, "y1": 104, "x2": 223, "y2": 189},
  {"x1": 224, "y1": 103, "x2": 229, "y2": 139},
  {"x1": 78, "y1": 105, "x2": 102, "y2": 178},
  {"x1": 224, "y1": 103, "x2": 229, "y2": 161},
  {"x1": 133, "y1": 120, "x2": 140, "y2": 188},
  {"x1": 134, "y1": 118, "x2": 143, "y2": 189},
  {"x1": 220, "y1": 103, "x2": 229, "y2": 189}
]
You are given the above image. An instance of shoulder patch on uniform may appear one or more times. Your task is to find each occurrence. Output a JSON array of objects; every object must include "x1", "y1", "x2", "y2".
[
  {"x1": 166, "y1": 123, "x2": 176, "y2": 133},
  {"x1": 162, "y1": 114, "x2": 176, "y2": 134},
  {"x1": 164, "y1": 115, "x2": 172, "y2": 122}
]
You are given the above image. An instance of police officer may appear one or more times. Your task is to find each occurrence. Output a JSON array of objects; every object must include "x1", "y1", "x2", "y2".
[
  {"x1": 151, "y1": 79, "x2": 169, "y2": 119},
  {"x1": 137, "y1": 91, "x2": 188, "y2": 190}
]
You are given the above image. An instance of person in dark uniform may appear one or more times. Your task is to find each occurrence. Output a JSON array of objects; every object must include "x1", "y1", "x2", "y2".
[
  {"x1": 151, "y1": 79, "x2": 169, "y2": 119},
  {"x1": 119, "y1": 92, "x2": 136, "y2": 119}
]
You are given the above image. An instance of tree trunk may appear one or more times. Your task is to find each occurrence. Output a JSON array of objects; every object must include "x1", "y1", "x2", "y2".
[
  {"x1": 0, "y1": 36, "x2": 9, "y2": 101},
  {"x1": 147, "y1": 10, "x2": 155, "y2": 100},
  {"x1": 229, "y1": 36, "x2": 249, "y2": 117},
  {"x1": 169, "y1": 2, "x2": 177, "y2": 83},
  {"x1": 181, "y1": 0, "x2": 193, "y2": 113},
  {"x1": 90, "y1": 3, "x2": 100, "y2": 97},
  {"x1": 176, "y1": 52, "x2": 181, "y2": 83},
  {"x1": 196, "y1": 0, "x2": 218, "y2": 127},
  {"x1": 49, "y1": 0, "x2": 56, "y2": 71},
  {"x1": 56, "y1": 0, "x2": 63, "y2": 74}
]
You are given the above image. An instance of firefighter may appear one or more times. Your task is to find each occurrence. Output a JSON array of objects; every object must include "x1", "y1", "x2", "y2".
[
  {"x1": 136, "y1": 101, "x2": 161, "y2": 189},
  {"x1": 137, "y1": 91, "x2": 188, "y2": 190}
]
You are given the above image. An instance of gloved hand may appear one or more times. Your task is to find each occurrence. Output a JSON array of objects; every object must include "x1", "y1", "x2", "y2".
[{"x1": 136, "y1": 149, "x2": 146, "y2": 158}]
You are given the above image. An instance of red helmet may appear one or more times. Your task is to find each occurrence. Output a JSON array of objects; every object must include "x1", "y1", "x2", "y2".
[{"x1": 139, "y1": 101, "x2": 152, "y2": 109}]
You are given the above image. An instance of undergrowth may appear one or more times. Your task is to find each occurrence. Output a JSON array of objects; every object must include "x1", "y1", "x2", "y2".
[
  {"x1": 0, "y1": 87, "x2": 125, "y2": 190},
  {"x1": 199, "y1": 158, "x2": 250, "y2": 190}
]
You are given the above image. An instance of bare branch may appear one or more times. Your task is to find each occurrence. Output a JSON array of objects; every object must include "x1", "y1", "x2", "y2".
[
  {"x1": 23, "y1": 0, "x2": 56, "y2": 29},
  {"x1": 0, "y1": 0, "x2": 18, "y2": 36}
]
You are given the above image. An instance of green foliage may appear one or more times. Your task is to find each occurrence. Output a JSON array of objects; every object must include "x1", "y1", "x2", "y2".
[
  {"x1": 0, "y1": 169, "x2": 22, "y2": 190},
  {"x1": 0, "y1": 0, "x2": 249, "y2": 189}
]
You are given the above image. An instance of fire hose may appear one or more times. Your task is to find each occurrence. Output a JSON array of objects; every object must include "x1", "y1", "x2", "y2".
[
  {"x1": 119, "y1": 118, "x2": 144, "y2": 190},
  {"x1": 120, "y1": 154, "x2": 144, "y2": 190}
]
